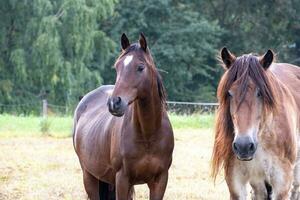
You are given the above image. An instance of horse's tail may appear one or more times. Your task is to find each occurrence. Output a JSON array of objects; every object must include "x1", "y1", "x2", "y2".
[{"x1": 99, "y1": 180, "x2": 115, "y2": 200}]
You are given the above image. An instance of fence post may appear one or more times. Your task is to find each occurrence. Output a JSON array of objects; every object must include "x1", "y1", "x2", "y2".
[{"x1": 42, "y1": 99, "x2": 47, "y2": 119}]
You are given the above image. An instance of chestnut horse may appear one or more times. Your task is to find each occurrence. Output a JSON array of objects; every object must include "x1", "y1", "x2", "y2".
[
  {"x1": 73, "y1": 33, "x2": 174, "y2": 200},
  {"x1": 212, "y1": 48, "x2": 300, "y2": 200}
]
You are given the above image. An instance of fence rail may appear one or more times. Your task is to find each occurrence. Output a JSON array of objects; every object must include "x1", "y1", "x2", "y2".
[{"x1": 0, "y1": 100, "x2": 219, "y2": 115}]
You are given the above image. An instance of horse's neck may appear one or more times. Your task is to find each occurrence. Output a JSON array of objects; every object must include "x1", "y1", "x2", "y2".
[
  {"x1": 132, "y1": 90, "x2": 163, "y2": 139},
  {"x1": 262, "y1": 78, "x2": 297, "y2": 134}
]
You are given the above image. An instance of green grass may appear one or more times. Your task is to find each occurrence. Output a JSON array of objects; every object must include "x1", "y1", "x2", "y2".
[
  {"x1": 0, "y1": 115, "x2": 73, "y2": 138},
  {"x1": 0, "y1": 113, "x2": 214, "y2": 138},
  {"x1": 169, "y1": 113, "x2": 214, "y2": 130}
]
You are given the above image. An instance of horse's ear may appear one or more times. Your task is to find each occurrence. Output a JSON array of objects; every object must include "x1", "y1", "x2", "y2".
[
  {"x1": 121, "y1": 33, "x2": 130, "y2": 50},
  {"x1": 259, "y1": 50, "x2": 274, "y2": 70},
  {"x1": 139, "y1": 33, "x2": 147, "y2": 52},
  {"x1": 220, "y1": 47, "x2": 236, "y2": 69}
]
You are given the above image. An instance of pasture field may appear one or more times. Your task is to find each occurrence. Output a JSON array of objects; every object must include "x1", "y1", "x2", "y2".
[
  {"x1": 0, "y1": 114, "x2": 230, "y2": 200},
  {"x1": 0, "y1": 114, "x2": 214, "y2": 138}
]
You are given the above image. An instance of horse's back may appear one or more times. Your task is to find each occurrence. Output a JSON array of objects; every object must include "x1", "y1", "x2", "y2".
[
  {"x1": 73, "y1": 85, "x2": 119, "y2": 182},
  {"x1": 271, "y1": 63, "x2": 300, "y2": 110},
  {"x1": 74, "y1": 85, "x2": 114, "y2": 121},
  {"x1": 73, "y1": 85, "x2": 114, "y2": 138}
]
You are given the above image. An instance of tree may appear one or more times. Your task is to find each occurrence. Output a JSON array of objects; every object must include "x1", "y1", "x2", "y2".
[
  {"x1": 101, "y1": 0, "x2": 222, "y2": 102},
  {"x1": 0, "y1": 0, "x2": 116, "y2": 113},
  {"x1": 199, "y1": 0, "x2": 300, "y2": 63},
  {"x1": 1, "y1": 0, "x2": 299, "y2": 114}
]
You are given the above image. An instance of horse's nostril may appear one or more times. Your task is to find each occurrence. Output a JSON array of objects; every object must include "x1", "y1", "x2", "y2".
[
  {"x1": 116, "y1": 96, "x2": 121, "y2": 104},
  {"x1": 233, "y1": 142, "x2": 238, "y2": 151},
  {"x1": 112, "y1": 96, "x2": 122, "y2": 109},
  {"x1": 107, "y1": 98, "x2": 112, "y2": 109},
  {"x1": 249, "y1": 143, "x2": 255, "y2": 152}
]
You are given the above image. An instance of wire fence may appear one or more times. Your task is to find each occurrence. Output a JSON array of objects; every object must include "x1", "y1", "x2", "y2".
[
  {"x1": 167, "y1": 101, "x2": 218, "y2": 114},
  {"x1": 0, "y1": 102, "x2": 41, "y2": 115},
  {"x1": 0, "y1": 100, "x2": 219, "y2": 116}
]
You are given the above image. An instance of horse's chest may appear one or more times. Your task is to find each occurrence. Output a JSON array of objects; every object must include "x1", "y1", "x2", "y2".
[
  {"x1": 125, "y1": 153, "x2": 165, "y2": 183},
  {"x1": 235, "y1": 147, "x2": 283, "y2": 184}
]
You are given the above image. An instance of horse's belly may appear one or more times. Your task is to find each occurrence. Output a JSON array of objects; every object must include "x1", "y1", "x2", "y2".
[
  {"x1": 85, "y1": 162, "x2": 115, "y2": 183},
  {"x1": 76, "y1": 125, "x2": 119, "y2": 184}
]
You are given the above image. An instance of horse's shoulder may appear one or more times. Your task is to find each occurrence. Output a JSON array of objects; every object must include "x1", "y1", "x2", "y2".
[{"x1": 159, "y1": 114, "x2": 174, "y2": 144}]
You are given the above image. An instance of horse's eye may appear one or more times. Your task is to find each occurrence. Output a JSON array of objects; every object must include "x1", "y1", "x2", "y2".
[{"x1": 137, "y1": 65, "x2": 145, "y2": 72}]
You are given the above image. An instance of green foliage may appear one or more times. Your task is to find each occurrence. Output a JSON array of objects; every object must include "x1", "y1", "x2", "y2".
[
  {"x1": 0, "y1": 0, "x2": 116, "y2": 113},
  {"x1": 199, "y1": 0, "x2": 300, "y2": 61},
  {"x1": 1, "y1": 0, "x2": 300, "y2": 114},
  {"x1": 101, "y1": 0, "x2": 223, "y2": 101}
]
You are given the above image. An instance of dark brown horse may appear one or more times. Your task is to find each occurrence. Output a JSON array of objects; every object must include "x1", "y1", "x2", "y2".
[
  {"x1": 73, "y1": 33, "x2": 174, "y2": 200},
  {"x1": 212, "y1": 48, "x2": 300, "y2": 200}
]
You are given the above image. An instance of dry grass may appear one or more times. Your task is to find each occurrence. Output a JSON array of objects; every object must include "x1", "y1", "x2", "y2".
[{"x1": 0, "y1": 129, "x2": 229, "y2": 200}]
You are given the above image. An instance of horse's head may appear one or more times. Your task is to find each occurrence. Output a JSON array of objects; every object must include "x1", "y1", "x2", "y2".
[
  {"x1": 219, "y1": 47, "x2": 276, "y2": 161},
  {"x1": 107, "y1": 33, "x2": 156, "y2": 117}
]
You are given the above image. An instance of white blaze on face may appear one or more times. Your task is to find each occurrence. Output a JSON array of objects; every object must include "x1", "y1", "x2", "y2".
[
  {"x1": 105, "y1": 88, "x2": 113, "y2": 95},
  {"x1": 234, "y1": 126, "x2": 258, "y2": 141},
  {"x1": 123, "y1": 55, "x2": 133, "y2": 67}
]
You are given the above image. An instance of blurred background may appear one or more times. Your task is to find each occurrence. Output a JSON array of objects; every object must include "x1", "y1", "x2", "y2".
[{"x1": 0, "y1": 0, "x2": 300, "y2": 115}]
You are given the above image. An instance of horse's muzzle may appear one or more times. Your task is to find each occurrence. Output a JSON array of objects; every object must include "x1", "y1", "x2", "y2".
[
  {"x1": 107, "y1": 96, "x2": 126, "y2": 117},
  {"x1": 232, "y1": 135, "x2": 258, "y2": 161}
]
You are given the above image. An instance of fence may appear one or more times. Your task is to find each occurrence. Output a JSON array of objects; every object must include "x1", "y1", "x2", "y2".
[
  {"x1": 167, "y1": 101, "x2": 218, "y2": 114},
  {"x1": 0, "y1": 102, "x2": 40, "y2": 115},
  {"x1": 0, "y1": 100, "x2": 219, "y2": 116},
  {"x1": 0, "y1": 100, "x2": 70, "y2": 116}
]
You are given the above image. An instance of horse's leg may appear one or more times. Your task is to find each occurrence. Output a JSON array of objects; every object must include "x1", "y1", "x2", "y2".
[
  {"x1": 272, "y1": 164, "x2": 293, "y2": 200},
  {"x1": 274, "y1": 189, "x2": 290, "y2": 200},
  {"x1": 128, "y1": 186, "x2": 134, "y2": 200},
  {"x1": 115, "y1": 170, "x2": 131, "y2": 200},
  {"x1": 99, "y1": 180, "x2": 116, "y2": 200},
  {"x1": 249, "y1": 181, "x2": 271, "y2": 200},
  {"x1": 83, "y1": 169, "x2": 99, "y2": 200},
  {"x1": 225, "y1": 164, "x2": 248, "y2": 200},
  {"x1": 147, "y1": 171, "x2": 168, "y2": 200},
  {"x1": 291, "y1": 148, "x2": 300, "y2": 200}
]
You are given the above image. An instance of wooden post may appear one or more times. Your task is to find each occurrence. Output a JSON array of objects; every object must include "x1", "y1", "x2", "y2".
[{"x1": 42, "y1": 99, "x2": 47, "y2": 119}]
